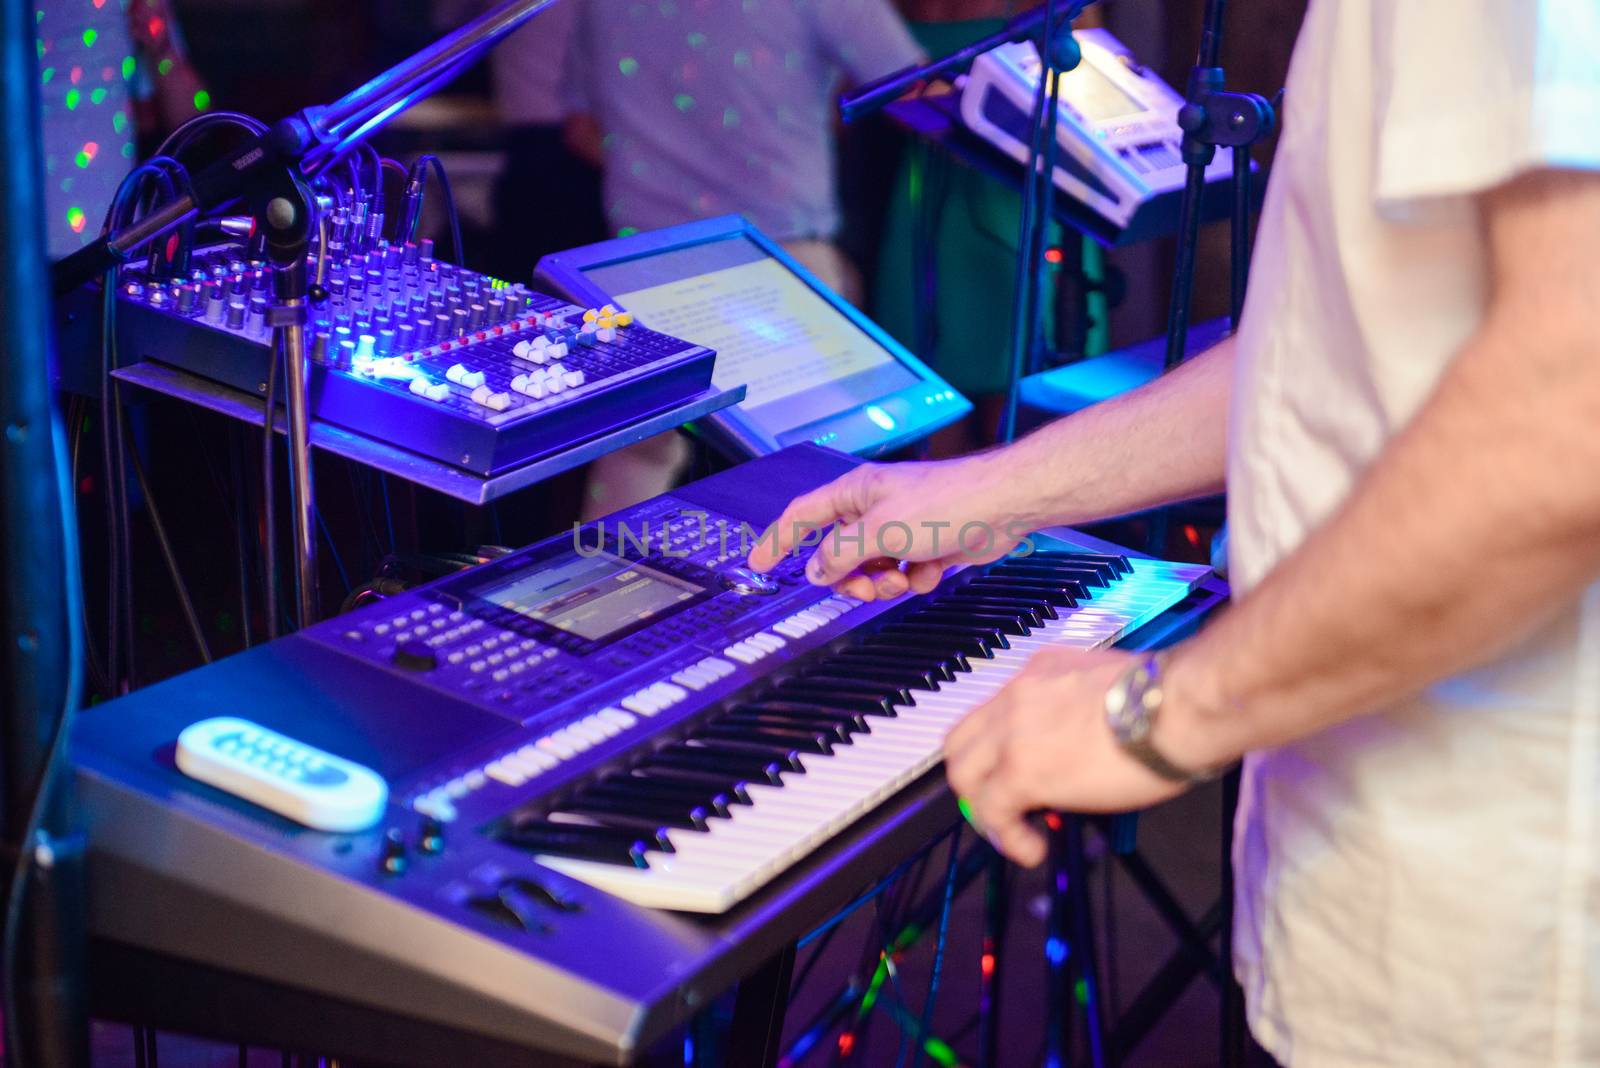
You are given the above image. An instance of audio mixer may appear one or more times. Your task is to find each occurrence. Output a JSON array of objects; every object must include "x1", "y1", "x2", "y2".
[
  {"x1": 72, "y1": 445, "x2": 1222, "y2": 1063},
  {"x1": 111, "y1": 233, "x2": 716, "y2": 474}
]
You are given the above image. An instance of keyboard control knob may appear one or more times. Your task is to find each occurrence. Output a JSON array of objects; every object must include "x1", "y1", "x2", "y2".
[
  {"x1": 419, "y1": 815, "x2": 445, "y2": 855},
  {"x1": 721, "y1": 567, "x2": 780, "y2": 596},
  {"x1": 378, "y1": 828, "x2": 408, "y2": 876},
  {"x1": 392, "y1": 640, "x2": 438, "y2": 672}
]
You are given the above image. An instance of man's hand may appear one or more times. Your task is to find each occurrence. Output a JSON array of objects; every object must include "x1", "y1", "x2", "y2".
[
  {"x1": 746, "y1": 454, "x2": 1028, "y2": 601},
  {"x1": 943, "y1": 648, "x2": 1187, "y2": 866}
]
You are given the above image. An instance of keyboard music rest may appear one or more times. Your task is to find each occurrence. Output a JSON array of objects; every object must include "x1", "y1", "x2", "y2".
[{"x1": 70, "y1": 444, "x2": 1227, "y2": 1066}]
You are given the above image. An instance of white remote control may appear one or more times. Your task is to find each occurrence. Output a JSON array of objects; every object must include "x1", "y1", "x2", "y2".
[{"x1": 175, "y1": 717, "x2": 389, "y2": 833}]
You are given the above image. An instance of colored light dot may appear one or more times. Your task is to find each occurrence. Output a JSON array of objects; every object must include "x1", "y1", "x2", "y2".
[
  {"x1": 100, "y1": 65, "x2": 113, "y2": 81},
  {"x1": 147, "y1": 16, "x2": 165, "y2": 37},
  {"x1": 35, "y1": 9, "x2": 42, "y2": 21},
  {"x1": 157, "y1": 58, "x2": 172, "y2": 76},
  {"x1": 673, "y1": 93, "x2": 694, "y2": 112},
  {"x1": 687, "y1": 31, "x2": 706, "y2": 48},
  {"x1": 112, "y1": 111, "x2": 127, "y2": 133},
  {"x1": 70, "y1": 66, "x2": 81, "y2": 84},
  {"x1": 121, "y1": 55, "x2": 135, "y2": 80},
  {"x1": 722, "y1": 107, "x2": 739, "y2": 128},
  {"x1": 193, "y1": 89, "x2": 211, "y2": 112},
  {"x1": 618, "y1": 56, "x2": 638, "y2": 76},
  {"x1": 66, "y1": 207, "x2": 86, "y2": 233},
  {"x1": 617, "y1": 226, "x2": 639, "y2": 238},
  {"x1": 40, "y1": 66, "x2": 53, "y2": 84},
  {"x1": 90, "y1": 87, "x2": 106, "y2": 104},
  {"x1": 64, "y1": 88, "x2": 80, "y2": 110},
  {"x1": 82, "y1": 28, "x2": 97, "y2": 47},
  {"x1": 733, "y1": 50, "x2": 751, "y2": 68},
  {"x1": 36, "y1": 40, "x2": 44, "y2": 60},
  {"x1": 121, "y1": 143, "x2": 134, "y2": 158},
  {"x1": 75, "y1": 142, "x2": 99, "y2": 168}
]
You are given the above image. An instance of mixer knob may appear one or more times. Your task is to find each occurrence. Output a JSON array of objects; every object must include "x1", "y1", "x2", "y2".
[
  {"x1": 311, "y1": 331, "x2": 330, "y2": 365},
  {"x1": 225, "y1": 300, "x2": 247, "y2": 330},
  {"x1": 392, "y1": 639, "x2": 438, "y2": 672},
  {"x1": 451, "y1": 308, "x2": 470, "y2": 337},
  {"x1": 487, "y1": 297, "x2": 506, "y2": 323},
  {"x1": 420, "y1": 237, "x2": 435, "y2": 263},
  {"x1": 721, "y1": 567, "x2": 780, "y2": 596},
  {"x1": 378, "y1": 828, "x2": 409, "y2": 876},
  {"x1": 334, "y1": 338, "x2": 357, "y2": 370},
  {"x1": 403, "y1": 241, "x2": 420, "y2": 265},
  {"x1": 204, "y1": 289, "x2": 226, "y2": 323}
]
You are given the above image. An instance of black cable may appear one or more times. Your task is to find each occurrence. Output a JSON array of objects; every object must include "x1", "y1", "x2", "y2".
[
  {"x1": 124, "y1": 420, "x2": 213, "y2": 664},
  {"x1": 415, "y1": 154, "x2": 464, "y2": 264},
  {"x1": 0, "y1": 394, "x2": 86, "y2": 1062},
  {"x1": 907, "y1": 830, "x2": 962, "y2": 1068},
  {"x1": 261, "y1": 333, "x2": 282, "y2": 641},
  {"x1": 134, "y1": 1026, "x2": 147, "y2": 1068}
]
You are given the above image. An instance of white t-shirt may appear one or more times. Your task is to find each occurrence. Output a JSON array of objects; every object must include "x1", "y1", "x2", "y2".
[{"x1": 1227, "y1": 2, "x2": 1600, "y2": 1065}]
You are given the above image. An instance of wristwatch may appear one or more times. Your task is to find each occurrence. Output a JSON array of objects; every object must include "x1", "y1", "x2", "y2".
[{"x1": 1104, "y1": 652, "x2": 1221, "y2": 785}]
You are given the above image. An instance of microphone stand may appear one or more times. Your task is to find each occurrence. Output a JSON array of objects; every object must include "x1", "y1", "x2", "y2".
[
  {"x1": 1156, "y1": 4, "x2": 1271, "y2": 1064},
  {"x1": 1162, "y1": 0, "x2": 1274, "y2": 368},
  {"x1": 51, "y1": 0, "x2": 565, "y2": 630},
  {"x1": 840, "y1": 2, "x2": 1091, "y2": 445}
]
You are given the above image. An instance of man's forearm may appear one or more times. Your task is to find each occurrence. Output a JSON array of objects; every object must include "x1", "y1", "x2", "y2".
[
  {"x1": 1165, "y1": 315, "x2": 1600, "y2": 768},
  {"x1": 977, "y1": 335, "x2": 1234, "y2": 532}
]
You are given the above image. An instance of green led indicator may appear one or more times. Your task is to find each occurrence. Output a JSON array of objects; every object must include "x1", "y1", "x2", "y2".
[
  {"x1": 618, "y1": 56, "x2": 639, "y2": 76},
  {"x1": 193, "y1": 89, "x2": 211, "y2": 112},
  {"x1": 81, "y1": 28, "x2": 97, "y2": 47},
  {"x1": 64, "y1": 88, "x2": 80, "y2": 110}
]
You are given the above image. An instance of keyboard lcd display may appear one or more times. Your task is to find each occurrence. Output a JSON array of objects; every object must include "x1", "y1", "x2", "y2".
[{"x1": 482, "y1": 552, "x2": 700, "y2": 642}]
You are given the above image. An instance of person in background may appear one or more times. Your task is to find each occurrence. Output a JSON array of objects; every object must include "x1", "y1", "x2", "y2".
[
  {"x1": 873, "y1": 0, "x2": 1080, "y2": 456},
  {"x1": 432, "y1": 1, "x2": 607, "y2": 284},
  {"x1": 562, "y1": 0, "x2": 925, "y2": 518}
]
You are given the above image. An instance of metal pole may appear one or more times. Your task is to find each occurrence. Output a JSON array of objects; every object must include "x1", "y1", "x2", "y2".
[{"x1": 279, "y1": 307, "x2": 317, "y2": 627}]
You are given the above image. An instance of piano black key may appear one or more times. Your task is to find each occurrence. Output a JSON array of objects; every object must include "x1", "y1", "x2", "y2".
[
  {"x1": 934, "y1": 595, "x2": 1052, "y2": 626},
  {"x1": 1037, "y1": 549, "x2": 1132, "y2": 576},
  {"x1": 997, "y1": 557, "x2": 1113, "y2": 585},
  {"x1": 859, "y1": 634, "x2": 976, "y2": 669},
  {"x1": 799, "y1": 664, "x2": 939, "y2": 690},
  {"x1": 554, "y1": 797, "x2": 712, "y2": 832},
  {"x1": 737, "y1": 700, "x2": 876, "y2": 728},
  {"x1": 722, "y1": 710, "x2": 860, "y2": 743},
  {"x1": 545, "y1": 813, "x2": 678, "y2": 852},
  {"x1": 589, "y1": 777, "x2": 740, "y2": 816},
  {"x1": 500, "y1": 821, "x2": 653, "y2": 868},
  {"x1": 679, "y1": 739, "x2": 808, "y2": 773},
  {"x1": 906, "y1": 609, "x2": 1031, "y2": 636},
  {"x1": 966, "y1": 578, "x2": 1081, "y2": 607},
  {"x1": 645, "y1": 747, "x2": 789, "y2": 786},
  {"x1": 742, "y1": 693, "x2": 896, "y2": 716},
  {"x1": 783, "y1": 676, "x2": 916, "y2": 706},
  {"x1": 880, "y1": 623, "x2": 1003, "y2": 655},
  {"x1": 701, "y1": 723, "x2": 836, "y2": 755},
  {"x1": 631, "y1": 766, "x2": 755, "y2": 804},
  {"x1": 830, "y1": 650, "x2": 959, "y2": 682}
]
